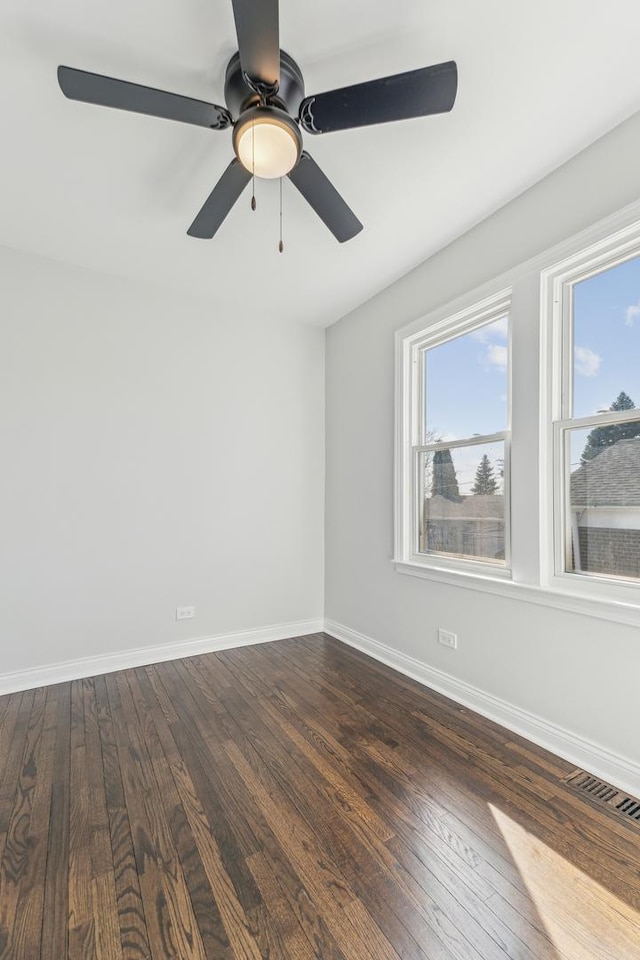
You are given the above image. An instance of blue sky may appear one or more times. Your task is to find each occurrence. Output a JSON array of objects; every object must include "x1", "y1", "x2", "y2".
[
  {"x1": 573, "y1": 254, "x2": 640, "y2": 417},
  {"x1": 422, "y1": 255, "x2": 640, "y2": 491},
  {"x1": 424, "y1": 315, "x2": 508, "y2": 442},
  {"x1": 424, "y1": 316, "x2": 508, "y2": 492},
  {"x1": 424, "y1": 255, "x2": 640, "y2": 443}
]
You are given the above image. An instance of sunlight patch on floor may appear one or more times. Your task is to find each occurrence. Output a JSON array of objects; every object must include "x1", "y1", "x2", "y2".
[{"x1": 489, "y1": 804, "x2": 640, "y2": 960}]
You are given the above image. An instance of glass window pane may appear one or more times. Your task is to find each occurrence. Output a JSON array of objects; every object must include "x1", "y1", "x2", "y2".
[
  {"x1": 418, "y1": 441, "x2": 505, "y2": 563},
  {"x1": 566, "y1": 423, "x2": 640, "y2": 580},
  {"x1": 422, "y1": 316, "x2": 508, "y2": 443},
  {"x1": 572, "y1": 254, "x2": 640, "y2": 419}
]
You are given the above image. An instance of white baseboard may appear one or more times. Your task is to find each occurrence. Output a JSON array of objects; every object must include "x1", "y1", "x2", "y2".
[
  {"x1": 0, "y1": 619, "x2": 324, "y2": 695},
  {"x1": 323, "y1": 618, "x2": 640, "y2": 798}
]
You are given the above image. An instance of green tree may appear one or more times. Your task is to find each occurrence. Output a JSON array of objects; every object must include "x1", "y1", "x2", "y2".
[
  {"x1": 471, "y1": 454, "x2": 498, "y2": 495},
  {"x1": 581, "y1": 392, "x2": 640, "y2": 462},
  {"x1": 432, "y1": 449, "x2": 462, "y2": 501}
]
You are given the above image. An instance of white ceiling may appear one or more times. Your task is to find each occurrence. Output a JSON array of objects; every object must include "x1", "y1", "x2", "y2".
[{"x1": 1, "y1": 0, "x2": 640, "y2": 326}]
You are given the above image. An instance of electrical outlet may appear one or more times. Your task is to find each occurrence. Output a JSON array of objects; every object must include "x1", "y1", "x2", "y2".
[
  {"x1": 176, "y1": 605, "x2": 195, "y2": 620},
  {"x1": 438, "y1": 628, "x2": 457, "y2": 650}
]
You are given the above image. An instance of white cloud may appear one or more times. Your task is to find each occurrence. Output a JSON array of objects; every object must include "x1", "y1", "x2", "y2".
[
  {"x1": 472, "y1": 315, "x2": 509, "y2": 342},
  {"x1": 625, "y1": 301, "x2": 640, "y2": 326},
  {"x1": 574, "y1": 345, "x2": 601, "y2": 377},
  {"x1": 486, "y1": 344, "x2": 508, "y2": 370}
]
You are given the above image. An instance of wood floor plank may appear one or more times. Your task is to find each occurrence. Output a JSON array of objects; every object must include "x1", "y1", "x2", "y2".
[
  {"x1": 223, "y1": 737, "x2": 404, "y2": 960},
  {"x1": 148, "y1": 661, "x2": 266, "y2": 902},
  {"x1": 173, "y1": 657, "x2": 436, "y2": 958},
  {"x1": 216, "y1": 648, "x2": 396, "y2": 844},
  {"x1": 247, "y1": 851, "x2": 347, "y2": 960},
  {"x1": 149, "y1": 662, "x2": 356, "y2": 960},
  {"x1": 93, "y1": 673, "x2": 151, "y2": 960},
  {"x1": 0, "y1": 690, "x2": 35, "y2": 849},
  {"x1": 82, "y1": 677, "x2": 124, "y2": 960},
  {"x1": 41, "y1": 682, "x2": 71, "y2": 960},
  {"x1": 0, "y1": 633, "x2": 638, "y2": 958},
  {"x1": 0, "y1": 686, "x2": 51, "y2": 959},
  {"x1": 129, "y1": 666, "x2": 258, "y2": 960},
  {"x1": 9, "y1": 687, "x2": 60, "y2": 960},
  {"x1": 0, "y1": 693, "x2": 24, "y2": 791},
  {"x1": 68, "y1": 679, "x2": 97, "y2": 960},
  {"x1": 104, "y1": 671, "x2": 208, "y2": 960},
  {"x1": 247, "y1": 661, "x2": 508, "y2": 908},
  {"x1": 213, "y1": 654, "x2": 462, "y2": 959}
]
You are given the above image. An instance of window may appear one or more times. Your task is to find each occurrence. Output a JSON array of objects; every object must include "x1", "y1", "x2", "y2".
[
  {"x1": 397, "y1": 292, "x2": 511, "y2": 574},
  {"x1": 547, "y1": 246, "x2": 640, "y2": 587},
  {"x1": 396, "y1": 200, "x2": 640, "y2": 625}
]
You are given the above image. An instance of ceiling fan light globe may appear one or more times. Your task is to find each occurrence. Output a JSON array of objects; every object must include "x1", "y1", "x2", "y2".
[{"x1": 233, "y1": 107, "x2": 302, "y2": 179}]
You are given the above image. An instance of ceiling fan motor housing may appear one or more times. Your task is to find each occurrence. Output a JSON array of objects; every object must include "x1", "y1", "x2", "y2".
[{"x1": 224, "y1": 50, "x2": 305, "y2": 117}]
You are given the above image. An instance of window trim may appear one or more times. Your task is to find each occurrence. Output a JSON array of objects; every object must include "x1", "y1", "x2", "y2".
[
  {"x1": 541, "y1": 221, "x2": 640, "y2": 603},
  {"x1": 397, "y1": 289, "x2": 512, "y2": 578},
  {"x1": 394, "y1": 194, "x2": 640, "y2": 627}
]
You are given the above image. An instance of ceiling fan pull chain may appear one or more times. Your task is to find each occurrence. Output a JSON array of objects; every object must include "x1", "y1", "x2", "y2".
[
  {"x1": 279, "y1": 177, "x2": 284, "y2": 253},
  {"x1": 251, "y1": 121, "x2": 257, "y2": 210}
]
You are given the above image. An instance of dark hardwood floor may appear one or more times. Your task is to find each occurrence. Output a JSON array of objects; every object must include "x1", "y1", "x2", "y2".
[{"x1": 0, "y1": 633, "x2": 638, "y2": 959}]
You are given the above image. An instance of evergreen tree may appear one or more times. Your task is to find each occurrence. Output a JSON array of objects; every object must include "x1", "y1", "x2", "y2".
[
  {"x1": 581, "y1": 392, "x2": 640, "y2": 463},
  {"x1": 471, "y1": 454, "x2": 498, "y2": 495},
  {"x1": 432, "y1": 449, "x2": 462, "y2": 501}
]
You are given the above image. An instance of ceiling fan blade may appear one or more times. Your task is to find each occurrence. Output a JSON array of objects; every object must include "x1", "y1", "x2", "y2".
[
  {"x1": 299, "y1": 61, "x2": 457, "y2": 134},
  {"x1": 57, "y1": 66, "x2": 232, "y2": 129},
  {"x1": 288, "y1": 152, "x2": 362, "y2": 243},
  {"x1": 187, "y1": 159, "x2": 251, "y2": 239},
  {"x1": 230, "y1": 0, "x2": 280, "y2": 90}
]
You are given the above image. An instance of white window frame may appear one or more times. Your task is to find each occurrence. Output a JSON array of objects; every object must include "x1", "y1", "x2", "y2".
[
  {"x1": 541, "y1": 222, "x2": 640, "y2": 605},
  {"x1": 395, "y1": 197, "x2": 640, "y2": 628},
  {"x1": 396, "y1": 289, "x2": 512, "y2": 578}
]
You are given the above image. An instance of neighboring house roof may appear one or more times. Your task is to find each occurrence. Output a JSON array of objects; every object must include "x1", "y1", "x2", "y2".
[{"x1": 570, "y1": 439, "x2": 640, "y2": 506}]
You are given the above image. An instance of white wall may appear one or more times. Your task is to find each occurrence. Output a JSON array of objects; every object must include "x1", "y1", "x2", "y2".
[
  {"x1": 0, "y1": 247, "x2": 324, "y2": 678},
  {"x1": 325, "y1": 110, "x2": 640, "y2": 783}
]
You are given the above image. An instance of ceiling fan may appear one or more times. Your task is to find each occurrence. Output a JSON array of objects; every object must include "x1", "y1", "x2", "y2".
[{"x1": 57, "y1": 0, "x2": 457, "y2": 243}]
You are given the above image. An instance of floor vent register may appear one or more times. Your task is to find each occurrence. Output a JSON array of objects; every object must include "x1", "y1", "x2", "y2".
[{"x1": 564, "y1": 769, "x2": 640, "y2": 826}]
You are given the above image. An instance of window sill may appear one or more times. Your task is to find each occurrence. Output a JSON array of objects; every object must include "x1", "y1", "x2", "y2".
[{"x1": 393, "y1": 559, "x2": 640, "y2": 628}]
